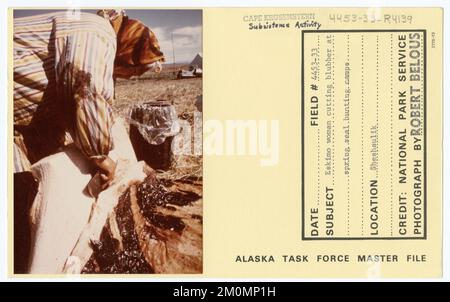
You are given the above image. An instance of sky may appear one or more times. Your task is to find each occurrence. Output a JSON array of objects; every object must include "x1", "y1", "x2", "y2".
[{"x1": 13, "y1": 9, "x2": 202, "y2": 63}]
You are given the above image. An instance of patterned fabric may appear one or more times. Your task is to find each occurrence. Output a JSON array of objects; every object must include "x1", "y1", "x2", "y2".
[
  {"x1": 113, "y1": 15, "x2": 165, "y2": 78},
  {"x1": 96, "y1": 9, "x2": 165, "y2": 78},
  {"x1": 13, "y1": 11, "x2": 117, "y2": 172},
  {"x1": 13, "y1": 132, "x2": 32, "y2": 173},
  {"x1": 97, "y1": 8, "x2": 125, "y2": 21},
  {"x1": 97, "y1": 9, "x2": 126, "y2": 33}
]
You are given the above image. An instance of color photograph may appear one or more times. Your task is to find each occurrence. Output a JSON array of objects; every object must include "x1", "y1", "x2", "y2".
[{"x1": 12, "y1": 8, "x2": 203, "y2": 274}]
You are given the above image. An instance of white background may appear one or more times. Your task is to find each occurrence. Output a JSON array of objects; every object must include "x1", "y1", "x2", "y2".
[{"x1": 0, "y1": 0, "x2": 448, "y2": 282}]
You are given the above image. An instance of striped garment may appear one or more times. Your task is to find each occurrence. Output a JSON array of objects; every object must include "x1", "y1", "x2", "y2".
[{"x1": 13, "y1": 11, "x2": 117, "y2": 172}]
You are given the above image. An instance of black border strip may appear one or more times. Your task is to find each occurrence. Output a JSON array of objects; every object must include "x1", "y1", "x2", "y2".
[{"x1": 301, "y1": 29, "x2": 427, "y2": 241}]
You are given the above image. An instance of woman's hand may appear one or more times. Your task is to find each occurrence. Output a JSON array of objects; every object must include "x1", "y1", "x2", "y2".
[{"x1": 92, "y1": 156, "x2": 117, "y2": 189}]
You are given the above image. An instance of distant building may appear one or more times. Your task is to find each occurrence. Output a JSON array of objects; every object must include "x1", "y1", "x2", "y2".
[{"x1": 190, "y1": 53, "x2": 203, "y2": 69}]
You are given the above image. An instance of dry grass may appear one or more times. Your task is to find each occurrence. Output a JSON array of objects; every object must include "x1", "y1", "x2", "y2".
[{"x1": 113, "y1": 77, "x2": 202, "y2": 181}]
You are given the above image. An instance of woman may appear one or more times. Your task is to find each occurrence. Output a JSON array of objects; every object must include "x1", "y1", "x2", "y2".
[
  {"x1": 13, "y1": 9, "x2": 165, "y2": 186},
  {"x1": 13, "y1": 9, "x2": 165, "y2": 272}
]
